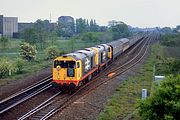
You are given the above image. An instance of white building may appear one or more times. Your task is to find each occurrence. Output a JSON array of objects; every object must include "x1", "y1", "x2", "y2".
[{"x1": 3, "y1": 17, "x2": 18, "y2": 37}]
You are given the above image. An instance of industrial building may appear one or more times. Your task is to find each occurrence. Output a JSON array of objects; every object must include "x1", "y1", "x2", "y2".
[
  {"x1": 0, "y1": 15, "x2": 18, "y2": 37},
  {"x1": 18, "y1": 23, "x2": 34, "y2": 33}
]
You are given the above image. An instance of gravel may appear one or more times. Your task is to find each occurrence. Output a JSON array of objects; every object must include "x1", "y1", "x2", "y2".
[{"x1": 0, "y1": 67, "x2": 51, "y2": 100}]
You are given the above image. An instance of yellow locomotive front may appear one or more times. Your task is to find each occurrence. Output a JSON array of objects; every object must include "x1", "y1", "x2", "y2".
[{"x1": 53, "y1": 55, "x2": 82, "y2": 91}]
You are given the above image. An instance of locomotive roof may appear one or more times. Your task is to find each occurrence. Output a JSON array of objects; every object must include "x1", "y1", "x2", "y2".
[
  {"x1": 76, "y1": 49, "x2": 95, "y2": 56},
  {"x1": 65, "y1": 52, "x2": 86, "y2": 60},
  {"x1": 90, "y1": 46, "x2": 104, "y2": 53},
  {"x1": 119, "y1": 38, "x2": 129, "y2": 43},
  {"x1": 106, "y1": 39, "x2": 124, "y2": 46}
]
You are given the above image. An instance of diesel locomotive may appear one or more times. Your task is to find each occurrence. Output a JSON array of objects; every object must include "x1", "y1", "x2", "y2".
[{"x1": 52, "y1": 35, "x2": 145, "y2": 93}]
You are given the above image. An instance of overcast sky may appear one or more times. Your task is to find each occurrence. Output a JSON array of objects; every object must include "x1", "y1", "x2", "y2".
[{"x1": 0, "y1": 0, "x2": 180, "y2": 28}]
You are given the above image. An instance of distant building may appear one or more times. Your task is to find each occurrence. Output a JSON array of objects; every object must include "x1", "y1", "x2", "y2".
[
  {"x1": 18, "y1": 23, "x2": 34, "y2": 33},
  {"x1": 0, "y1": 15, "x2": 18, "y2": 37},
  {"x1": 108, "y1": 20, "x2": 124, "y2": 27},
  {"x1": 58, "y1": 16, "x2": 75, "y2": 37},
  {"x1": 58, "y1": 16, "x2": 74, "y2": 25},
  {"x1": 0, "y1": 15, "x2": 3, "y2": 35},
  {"x1": 18, "y1": 22, "x2": 57, "y2": 33}
]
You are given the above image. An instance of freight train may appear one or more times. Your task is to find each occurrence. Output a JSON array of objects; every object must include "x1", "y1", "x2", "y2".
[{"x1": 52, "y1": 34, "x2": 145, "y2": 93}]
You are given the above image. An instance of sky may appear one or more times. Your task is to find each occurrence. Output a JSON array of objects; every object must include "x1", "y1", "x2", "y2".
[{"x1": 0, "y1": 0, "x2": 180, "y2": 28}]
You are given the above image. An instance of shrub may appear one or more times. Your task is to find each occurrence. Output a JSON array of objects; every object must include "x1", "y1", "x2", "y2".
[
  {"x1": 45, "y1": 45, "x2": 59, "y2": 59},
  {"x1": 0, "y1": 57, "x2": 12, "y2": 78},
  {"x1": 14, "y1": 58, "x2": 25, "y2": 74},
  {"x1": 19, "y1": 42, "x2": 37, "y2": 61},
  {"x1": 138, "y1": 75, "x2": 180, "y2": 120}
]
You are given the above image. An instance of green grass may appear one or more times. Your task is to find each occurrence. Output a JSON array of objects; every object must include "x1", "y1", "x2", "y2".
[{"x1": 98, "y1": 44, "x2": 159, "y2": 120}]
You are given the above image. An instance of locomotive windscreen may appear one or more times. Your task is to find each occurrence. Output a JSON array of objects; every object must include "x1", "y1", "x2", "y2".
[{"x1": 54, "y1": 60, "x2": 76, "y2": 68}]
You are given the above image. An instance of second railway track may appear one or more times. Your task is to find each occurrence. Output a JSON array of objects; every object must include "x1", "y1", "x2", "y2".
[{"x1": 0, "y1": 75, "x2": 52, "y2": 115}]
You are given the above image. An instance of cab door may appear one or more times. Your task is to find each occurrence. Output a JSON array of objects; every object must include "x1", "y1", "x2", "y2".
[
  {"x1": 108, "y1": 46, "x2": 113, "y2": 59},
  {"x1": 76, "y1": 60, "x2": 82, "y2": 80}
]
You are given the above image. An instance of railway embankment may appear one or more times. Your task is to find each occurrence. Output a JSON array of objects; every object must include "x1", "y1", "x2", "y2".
[{"x1": 98, "y1": 43, "x2": 157, "y2": 120}]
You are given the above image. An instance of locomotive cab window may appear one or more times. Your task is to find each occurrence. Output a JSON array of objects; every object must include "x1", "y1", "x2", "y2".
[{"x1": 54, "y1": 60, "x2": 76, "y2": 68}]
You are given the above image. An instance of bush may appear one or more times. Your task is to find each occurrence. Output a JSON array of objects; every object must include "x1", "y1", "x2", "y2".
[
  {"x1": 138, "y1": 75, "x2": 180, "y2": 120},
  {"x1": 14, "y1": 58, "x2": 25, "y2": 74},
  {"x1": 45, "y1": 45, "x2": 59, "y2": 59},
  {"x1": 0, "y1": 57, "x2": 12, "y2": 78},
  {"x1": 19, "y1": 42, "x2": 37, "y2": 61}
]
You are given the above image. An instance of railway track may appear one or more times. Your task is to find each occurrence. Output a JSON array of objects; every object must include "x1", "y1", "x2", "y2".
[
  {"x1": 0, "y1": 75, "x2": 52, "y2": 115},
  {"x1": 17, "y1": 35, "x2": 154, "y2": 120}
]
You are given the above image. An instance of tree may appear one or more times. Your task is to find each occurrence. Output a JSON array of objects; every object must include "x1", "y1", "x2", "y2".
[
  {"x1": 22, "y1": 28, "x2": 38, "y2": 44},
  {"x1": 161, "y1": 27, "x2": 172, "y2": 33},
  {"x1": 19, "y1": 42, "x2": 37, "y2": 61},
  {"x1": 49, "y1": 31, "x2": 58, "y2": 45},
  {"x1": 138, "y1": 75, "x2": 180, "y2": 120},
  {"x1": 0, "y1": 36, "x2": 9, "y2": 49},
  {"x1": 160, "y1": 34, "x2": 180, "y2": 47},
  {"x1": 109, "y1": 23, "x2": 130, "y2": 40},
  {"x1": 89, "y1": 19, "x2": 99, "y2": 32},
  {"x1": 34, "y1": 19, "x2": 48, "y2": 49},
  {"x1": 76, "y1": 18, "x2": 88, "y2": 34}
]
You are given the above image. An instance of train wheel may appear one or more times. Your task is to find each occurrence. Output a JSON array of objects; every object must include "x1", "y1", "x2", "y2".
[
  {"x1": 69, "y1": 83, "x2": 76, "y2": 94},
  {"x1": 61, "y1": 84, "x2": 67, "y2": 93},
  {"x1": 52, "y1": 82, "x2": 60, "y2": 93}
]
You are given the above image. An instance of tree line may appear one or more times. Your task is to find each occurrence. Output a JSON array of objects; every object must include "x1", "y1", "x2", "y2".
[{"x1": 18, "y1": 17, "x2": 131, "y2": 50}]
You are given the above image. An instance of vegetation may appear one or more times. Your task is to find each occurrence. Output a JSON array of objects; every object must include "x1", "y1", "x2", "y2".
[
  {"x1": 14, "y1": 58, "x2": 25, "y2": 74},
  {"x1": 156, "y1": 58, "x2": 180, "y2": 75},
  {"x1": 99, "y1": 33, "x2": 180, "y2": 120},
  {"x1": 19, "y1": 42, "x2": 37, "y2": 61},
  {"x1": 22, "y1": 28, "x2": 38, "y2": 44},
  {"x1": 98, "y1": 43, "x2": 158, "y2": 120},
  {"x1": 0, "y1": 57, "x2": 12, "y2": 78},
  {"x1": 45, "y1": 45, "x2": 59, "y2": 59},
  {"x1": 76, "y1": 18, "x2": 99, "y2": 34},
  {"x1": 160, "y1": 34, "x2": 180, "y2": 47},
  {"x1": 109, "y1": 23, "x2": 131, "y2": 40},
  {"x1": 0, "y1": 36, "x2": 9, "y2": 49},
  {"x1": 138, "y1": 75, "x2": 180, "y2": 120},
  {"x1": 138, "y1": 34, "x2": 180, "y2": 120}
]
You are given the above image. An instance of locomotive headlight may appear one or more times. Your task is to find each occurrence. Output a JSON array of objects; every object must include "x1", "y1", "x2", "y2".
[
  {"x1": 56, "y1": 65, "x2": 61, "y2": 71},
  {"x1": 67, "y1": 68, "x2": 75, "y2": 77}
]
